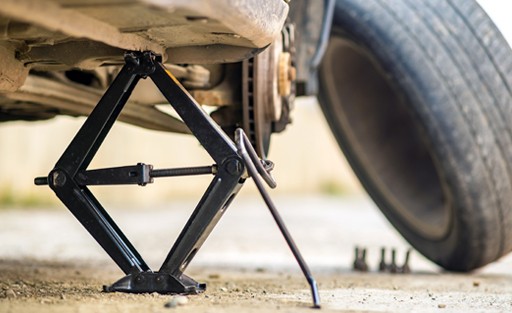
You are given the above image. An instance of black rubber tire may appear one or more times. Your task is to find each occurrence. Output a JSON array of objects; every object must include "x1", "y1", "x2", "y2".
[{"x1": 318, "y1": 0, "x2": 512, "y2": 271}]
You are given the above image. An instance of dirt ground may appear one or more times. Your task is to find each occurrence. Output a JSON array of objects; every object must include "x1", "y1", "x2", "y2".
[
  {"x1": 1, "y1": 259, "x2": 512, "y2": 313},
  {"x1": 0, "y1": 259, "x2": 320, "y2": 313},
  {"x1": 1, "y1": 195, "x2": 512, "y2": 312}
]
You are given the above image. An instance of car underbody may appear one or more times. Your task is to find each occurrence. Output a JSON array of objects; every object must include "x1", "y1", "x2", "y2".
[{"x1": 0, "y1": 0, "x2": 319, "y2": 156}]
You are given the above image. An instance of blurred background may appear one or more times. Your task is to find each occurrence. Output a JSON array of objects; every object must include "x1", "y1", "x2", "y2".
[{"x1": 0, "y1": 96, "x2": 360, "y2": 207}]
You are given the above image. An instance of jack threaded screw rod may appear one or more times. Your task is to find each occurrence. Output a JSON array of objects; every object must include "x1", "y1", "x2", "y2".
[{"x1": 150, "y1": 165, "x2": 216, "y2": 178}]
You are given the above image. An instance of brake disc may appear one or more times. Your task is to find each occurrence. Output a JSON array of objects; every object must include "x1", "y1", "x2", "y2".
[{"x1": 242, "y1": 25, "x2": 296, "y2": 157}]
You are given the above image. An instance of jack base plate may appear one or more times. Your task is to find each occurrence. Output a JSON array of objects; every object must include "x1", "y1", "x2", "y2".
[{"x1": 103, "y1": 272, "x2": 206, "y2": 295}]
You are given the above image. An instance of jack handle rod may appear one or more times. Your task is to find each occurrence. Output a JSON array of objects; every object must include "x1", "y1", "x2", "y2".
[{"x1": 235, "y1": 128, "x2": 321, "y2": 309}]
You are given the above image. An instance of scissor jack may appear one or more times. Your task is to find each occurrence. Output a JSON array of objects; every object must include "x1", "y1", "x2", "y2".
[{"x1": 35, "y1": 51, "x2": 320, "y2": 308}]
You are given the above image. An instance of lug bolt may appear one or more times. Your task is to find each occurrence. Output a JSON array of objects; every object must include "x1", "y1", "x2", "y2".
[
  {"x1": 352, "y1": 246, "x2": 360, "y2": 271},
  {"x1": 401, "y1": 249, "x2": 412, "y2": 274},
  {"x1": 389, "y1": 249, "x2": 398, "y2": 273},
  {"x1": 379, "y1": 247, "x2": 387, "y2": 272},
  {"x1": 360, "y1": 248, "x2": 369, "y2": 272}
]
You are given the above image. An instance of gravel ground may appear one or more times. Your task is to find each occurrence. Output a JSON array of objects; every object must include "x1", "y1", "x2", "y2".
[{"x1": 1, "y1": 195, "x2": 512, "y2": 312}]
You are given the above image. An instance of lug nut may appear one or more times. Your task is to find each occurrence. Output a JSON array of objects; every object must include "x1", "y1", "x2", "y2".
[
  {"x1": 352, "y1": 246, "x2": 360, "y2": 271},
  {"x1": 360, "y1": 248, "x2": 369, "y2": 272},
  {"x1": 352, "y1": 246, "x2": 368, "y2": 272}
]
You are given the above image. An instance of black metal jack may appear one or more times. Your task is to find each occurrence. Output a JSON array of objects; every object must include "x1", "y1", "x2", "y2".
[{"x1": 35, "y1": 51, "x2": 320, "y2": 308}]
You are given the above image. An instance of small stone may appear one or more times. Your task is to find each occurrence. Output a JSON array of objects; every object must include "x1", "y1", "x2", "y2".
[
  {"x1": 59, "y1": 293, "x2": 66, "y2": 300},
  {"x1": 473, "y1": 281, "x2": 480, "y2": 287},
  {"x1": 219, "y1": 287, "x2": 228, "y2": 292},
  {"x1": 164, "y1": 299, "x2": 177, "y2": 308},
  {"x1": 40, "y1": 298, "x2": 52, "y2": 304},
  {"x1": 175, "y1": 295, "x2": 188, "y2": 305},
  {"x1": 164, "y1": 295, "x2": 188, "y2": 308},
  {"x1": 5, "y1": 289, "x2": 16, "y2": 299},
  {"x1": 438, "y1": 304, "x2": 446, "y2": 309}
]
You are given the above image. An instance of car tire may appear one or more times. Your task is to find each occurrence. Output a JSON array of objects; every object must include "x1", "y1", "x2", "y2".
[{"x1": 318, "y1": 0, "x2": 512, "y2": 271}]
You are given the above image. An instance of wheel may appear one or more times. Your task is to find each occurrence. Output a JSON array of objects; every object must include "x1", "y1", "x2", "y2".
[{"x1": 318, "y1": 0, "x2": 512, "y2": 271}]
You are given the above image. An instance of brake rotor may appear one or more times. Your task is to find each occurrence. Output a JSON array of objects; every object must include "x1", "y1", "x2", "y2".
[{"x1": 242, "y1": 26, "x2": 295, "y2": 157}]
